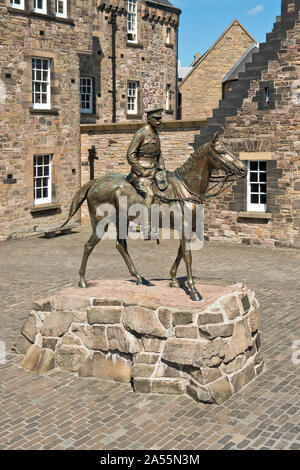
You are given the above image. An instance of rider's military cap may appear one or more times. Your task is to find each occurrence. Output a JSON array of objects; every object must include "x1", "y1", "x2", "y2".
[{"x1": 146, "y1": 107, "x2": 164, "y2": 115}]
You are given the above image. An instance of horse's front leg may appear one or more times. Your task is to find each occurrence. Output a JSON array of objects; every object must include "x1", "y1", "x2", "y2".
[
  {"x1": 181, "y1": 238, "x2": 203, "y2": 302},
  {"x1": 170, "y1": 243, "x2": 182, "y2": 288}
]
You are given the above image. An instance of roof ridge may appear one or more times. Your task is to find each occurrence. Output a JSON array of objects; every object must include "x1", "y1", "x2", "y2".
[{"x1": 179, "y1": 19, "x2": 256, "y2": 88}]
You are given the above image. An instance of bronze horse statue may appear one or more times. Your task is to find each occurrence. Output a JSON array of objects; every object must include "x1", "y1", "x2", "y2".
[{"x1": 62, "y1": 133, "x2": 247, "y2": 302}]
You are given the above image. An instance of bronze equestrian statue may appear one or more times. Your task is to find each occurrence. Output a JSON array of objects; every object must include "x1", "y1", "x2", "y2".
[{"x1": 61, "y1": 120, "x2": 247, "y2": 302}]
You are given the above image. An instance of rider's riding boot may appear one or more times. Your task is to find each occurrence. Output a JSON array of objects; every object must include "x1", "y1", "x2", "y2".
[{"x1": 142, "y1": 206, "x2": 152, "y2": 240}]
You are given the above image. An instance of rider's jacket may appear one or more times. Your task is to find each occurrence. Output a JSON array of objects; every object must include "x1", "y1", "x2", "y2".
[{"x1": 126, "y1": 125, "x2": 165, "y2": 178}]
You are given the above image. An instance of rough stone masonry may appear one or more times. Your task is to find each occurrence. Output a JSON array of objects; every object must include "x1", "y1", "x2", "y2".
[{"x1": 14, "y1": 279, "x2": 263, "y2": 405}]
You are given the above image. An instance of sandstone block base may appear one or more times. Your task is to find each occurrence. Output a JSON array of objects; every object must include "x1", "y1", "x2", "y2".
[{"x1": 14, "y1": 279, "x2": 264, "y2": 404}]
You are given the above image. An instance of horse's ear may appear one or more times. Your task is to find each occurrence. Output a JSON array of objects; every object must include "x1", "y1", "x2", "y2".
[{"x1": 212, "y1": 132, "x2": 219, "y2": 144}]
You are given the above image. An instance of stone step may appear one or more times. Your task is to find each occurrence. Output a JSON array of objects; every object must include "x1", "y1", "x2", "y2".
[
  {"x1": 213, "y1": 107, "x2": 237, "y2": 119},
  {"x1": 259, "y1": 39, "x2": 282, "y2": 53},
  {"x1": 219, "y1": 97, "x2": 243, "y2": 109},
  {"x1": 238, "y1": 70, "x2": 262, "y2": 81},
  {"x1": 205, "y1": 116, "x2": 226, "y2": 126}
]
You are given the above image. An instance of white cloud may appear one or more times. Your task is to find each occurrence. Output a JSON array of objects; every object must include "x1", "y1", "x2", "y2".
[{"x1": 247, "y1": 4, "x2": 264, "y2": 16}]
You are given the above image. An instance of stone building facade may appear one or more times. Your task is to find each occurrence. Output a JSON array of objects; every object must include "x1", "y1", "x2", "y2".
[
  {"x1": 0, "y1": 0, "x2": 180, "y2": 240},
  {"x1": 179, "y1": 20, "x2": 256, "y2": 121},
  {"x1": 0, "y1": 0, "x2": 94, "y2": 241},
  {"x1": 194, "y1": 0, "x2": 300, "y2": 249},
  {"x1": 80, "y1": 0, "x2": 180, "y2": 125}
]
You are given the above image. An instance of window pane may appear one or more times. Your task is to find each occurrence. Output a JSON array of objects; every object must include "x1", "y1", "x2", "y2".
[
  {"x1": 260, "y1": 184, "x2": 267, "y2": 193},
  {"x1": 251, "y1": 184, "x2": 259, "y2": 193},
  {"x1": 250, "y1": 172, "x2": 258, "y2": 182},
  {"x1": 260, "y1": 194, "x2": 267, "y2": 204},
  {"x1": 37, "y1": 166, "x2": 43, "y2": 176},
  {"x1": 259, "y1": 161, "x2": 267, "y2": 171},
  {"x1": 43, "y1": 188, "x2": 48, "y2": 198},
  {"x1": 251, "y1": 194, "x2": 259, "y2": 204},
  {"x1": 259, "y1": 172, "x2": 267, "y2": 182},
  {"x1": 250, "y1": 161, "x2": 258, "y2": 171}
]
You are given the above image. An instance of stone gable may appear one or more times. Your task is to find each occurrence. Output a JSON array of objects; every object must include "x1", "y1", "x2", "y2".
[
  {"x1": 194, "y1": 0, "x2": 300, "y2": 248},
  {"x1": 179, "y1": 20, "x2": 256, "y2": 121}
]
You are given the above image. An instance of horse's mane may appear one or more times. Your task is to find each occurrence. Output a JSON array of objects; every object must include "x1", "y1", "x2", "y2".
[{"x1": 175, "y1": 142, "x2": 210, "y2": 179}]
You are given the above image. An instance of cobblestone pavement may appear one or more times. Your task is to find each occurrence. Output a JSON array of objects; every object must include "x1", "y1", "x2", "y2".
[{"x1": 0, "y1": 225, "x2": 300, "y2": 450}]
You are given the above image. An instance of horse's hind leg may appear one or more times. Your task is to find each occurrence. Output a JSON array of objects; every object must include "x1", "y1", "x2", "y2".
[
  {"x1": 170, "y1": 244, "x2": 182, "y2": 288},
  {"x1": 78, "y1": 229, "x2": 101, "y2": 288},
  {"x1": 116, "y1": 237, "x2": 143, "y2": 285},
  {"x1": 181, "y1": 238, "x2": 203, "y2": 302}
]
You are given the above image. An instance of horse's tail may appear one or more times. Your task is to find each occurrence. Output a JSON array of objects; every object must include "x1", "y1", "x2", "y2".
[{"x1": 60, "y1": 180, "x2": 95, "y2": 229}]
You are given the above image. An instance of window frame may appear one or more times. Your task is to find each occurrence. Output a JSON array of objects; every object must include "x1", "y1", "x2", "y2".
[
  {"x1": 56, "y1": 0, "x2": 68, "y2": 19},
  {"x1": 33, "y1": 155, "x2": 52, "y2": 206},
  {"x1": 166, "y1": 27, "x2": 171, "y2": 45},
  {"x1": 127, "y1": 81, "x2": 138, "y2": 115},
  {"x1": 10, "y1": 0, "x2": 24, "y2": 9},
  {"x1": 80, "y1": 77, "x2": 94, "y2": 114},
  {"x1": 127, "y1": 0, "x2": 138, "y2": 43},
  {"x1": 247, "y1": 160, "x2": 267, "y2": 212},
  {"x1": 33, "y1": 0, "x2": 47, "y2": 14},
  {"x1": 32, "y1": 58, "x2": 51, "y2": 110},
  {"x1": 166, "y1": 84, "x2": 171, "y2": 111}
]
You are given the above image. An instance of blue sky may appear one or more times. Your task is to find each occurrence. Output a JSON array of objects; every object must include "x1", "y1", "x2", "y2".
[{"x1": 175, "y1": 0, "x2": 282, "y2": 66}]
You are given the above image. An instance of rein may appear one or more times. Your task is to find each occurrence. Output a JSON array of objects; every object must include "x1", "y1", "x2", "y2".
[{"x1": 156, "y1": 146, "x2": 237, "y2": 205}]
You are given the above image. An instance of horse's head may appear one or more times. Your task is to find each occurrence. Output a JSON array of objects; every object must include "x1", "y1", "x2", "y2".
[{"x1": 209, "y1": 132, "x2": 248, "y2": 178}]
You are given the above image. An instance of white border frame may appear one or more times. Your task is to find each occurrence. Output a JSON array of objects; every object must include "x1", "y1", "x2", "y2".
[
  {"x1": 127, "y1": 0, "x2": 138, "y2": 43},
  {"x1": 10, "y1": 0, "x2": 24, "y2": 10},
  {"x1": 32, "y1": 58, "x2": 51, "y2": 110},
  {"x1": 247, "y1": 161, "x2": 267, "y2": 212},
  {"x1": 56, "y1": 0, "x2": 67, "y2": 19},
  {"x1": 34, "y1": 0, "x2": 47, "y2": 14},
  {"x1": 80, "y1": 77, "x2": 93, "y2": 114},
  {"x1": 33, "y1": 155, "x2": 52, "y2": 206},
  {"x1": 127, "y1": 81, "x2": 138, "y2": 115}
]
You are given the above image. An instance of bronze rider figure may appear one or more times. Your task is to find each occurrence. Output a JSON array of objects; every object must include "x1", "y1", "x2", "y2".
[{"x1": 126, "y1": 107, "x2": 166, "y2": 239}]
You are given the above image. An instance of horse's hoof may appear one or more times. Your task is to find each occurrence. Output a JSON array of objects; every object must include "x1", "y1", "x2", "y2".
[
  {"x1": 136, "y1": 275, "x2": 143, "y2": 285},
  {"x1": 190, "y1": 292, "x2": 203, "y2": 302},
  {"x1": 78, "y1": 279, "x2": 88, "y2": 289},
  {"x1": 169, "y1": 280, "x2": 180, "y2": 288}
]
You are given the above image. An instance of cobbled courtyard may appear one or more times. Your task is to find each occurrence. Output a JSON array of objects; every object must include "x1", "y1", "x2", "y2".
[{"x1": 0, "y1": 225, "x2": 299, "y2": 450}]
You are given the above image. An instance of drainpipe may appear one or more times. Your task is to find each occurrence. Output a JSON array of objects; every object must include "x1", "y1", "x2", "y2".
[
  {"x1": 111, "y1": 10, "x2": 117, "y2": 123},
  {"x1": 88, "y1": 146, "x2": 98, "y2": 181},
  {"x1": 175, "y1": 25, "x2": 179, "y2": 120}
]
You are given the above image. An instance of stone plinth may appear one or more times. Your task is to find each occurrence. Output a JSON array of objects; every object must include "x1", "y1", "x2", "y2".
[{"x1": 14, "y1": 280, "x2": 263, "y2": 404}]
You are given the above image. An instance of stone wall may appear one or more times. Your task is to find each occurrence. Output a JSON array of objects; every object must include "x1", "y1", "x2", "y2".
[
  {"x1": 80, "y1": 119, "x2": 204, "y2": 222},
  {"x1": 179, "y1": 20, "x2": 255, "y2": 121},
  {"x1": 194, "y1": 0, "x2": 300, "y2": 249},
  {"x1": 80, "y1": 0, "x2": 180, "y2": 125},
  {"x1": 0, "y1": 0, "x2": 181, "y2": 241},
  {"x1": 15, "y1": 279, "x2": 263, "y2": 405},
  {"x1": 0, "y1": 1, "x2": 94, "y2": 240}
]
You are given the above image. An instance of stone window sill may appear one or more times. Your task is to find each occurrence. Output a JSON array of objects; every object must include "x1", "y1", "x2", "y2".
[
  {"x1": 165, "y1": 43, "x2": 174, "y2": 49},
  {"x1": 3, "y1": 178, "x2": 17, "y2": 184},
  {"x1": 7, "y1": 7, "x2": 75, "y2": 26},
  {"x1": 126, "y1": 113, "x2": 142, "y2": 120},
  {"x1": 165, "y1": 109, "x2": 174, "y2": 115},
  {"x1": 30, "y1": 203, "x2": 61, "y2": 213},
  {"x1": 238, "y1": 211, "x2": 272, "y2": 220},
  {"x1": 126, "y1": 42, "x2": 144, "y2": 49},
  {"x1": 30, "y1": 108, "x2": 59, "y2": 115}
]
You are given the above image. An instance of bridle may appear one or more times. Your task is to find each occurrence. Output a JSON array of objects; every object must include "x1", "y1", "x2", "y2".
[{"x1": 156, "y1": 143, "x2": 240, "y2": 205}]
